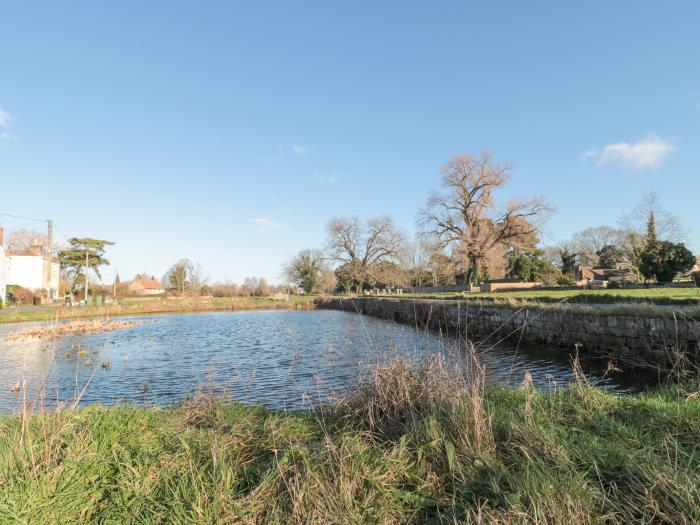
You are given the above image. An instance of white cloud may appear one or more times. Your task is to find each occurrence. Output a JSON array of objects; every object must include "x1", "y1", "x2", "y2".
[
  {"x1": 250, "y1": 217, "x2": 289, "y2": 232},
  {"x1": 584, "y1": 135, "x2": 676, "y2": 170},
  {"x1": 0, "y1": 107, "x2": 11, "y2": 128},
  {"x1": 581, "y1": 149, "x2": 598, "y2": 161},
  {"x1": 314, "y1": 172, "x2": 341, "y2": 183},
  {"x1": 291, "y1": 144, "x2": 305, "y2": 156}
]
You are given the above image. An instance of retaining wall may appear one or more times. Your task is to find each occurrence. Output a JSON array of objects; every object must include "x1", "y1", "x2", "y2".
[{"x1": 318, "y1": 297, "x2": 700, "y2": 369}]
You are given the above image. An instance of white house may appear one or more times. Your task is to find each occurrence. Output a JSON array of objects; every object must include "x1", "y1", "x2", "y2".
[
  {"x1": 0, "y1": 245, "x2": 8, "y2": 307},
  {"x1": 6, "y1": 251, "x2": 60, "y2": 300}
]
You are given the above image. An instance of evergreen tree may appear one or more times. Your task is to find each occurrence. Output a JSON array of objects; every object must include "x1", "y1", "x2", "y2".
[
  {"x1": 559, "y1": 246, "x2": 578, "y2": 277},
  {"x1": 58, "y1": 238, "x2": 114, "y2": 299},
  {"x1": 646, "y1": 211, "x2": 658, "y2": 246}
]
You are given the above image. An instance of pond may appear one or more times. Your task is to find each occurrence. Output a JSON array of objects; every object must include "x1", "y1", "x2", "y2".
[{"x1": 0, "y1": 310, "x2": 654, "y2": 414}]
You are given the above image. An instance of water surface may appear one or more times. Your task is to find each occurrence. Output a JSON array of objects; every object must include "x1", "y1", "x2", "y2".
[{"x1": 0, "y1": 310, "x2": 652, "y2": 414}]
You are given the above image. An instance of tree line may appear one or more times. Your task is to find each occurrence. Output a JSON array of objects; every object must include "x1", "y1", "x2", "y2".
[
  {"x1": 284, "y1": 152, "x2": 697, "y2": 294},
  {"x1": 6, "y1": 152, "x2": 695, "y2": 299}
]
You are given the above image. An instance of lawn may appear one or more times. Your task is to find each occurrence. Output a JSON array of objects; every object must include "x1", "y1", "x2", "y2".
[
  {"x1": 1, "y1": 359, "x2": 698, "y2": 524},
  {"x1": 402, "y1": 286, "x2": 700, "y2": 306}
]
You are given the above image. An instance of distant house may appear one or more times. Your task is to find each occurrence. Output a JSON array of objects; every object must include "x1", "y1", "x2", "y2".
[
  {"x1": 576, "y1": 266, "x2": 636, "y2": 286},
  {"x1": 691, "y1": 256, "x2": 700, "y2": 274},
  {"x1": 128, "y1": 278, "x2": 165, "y2": 295}
]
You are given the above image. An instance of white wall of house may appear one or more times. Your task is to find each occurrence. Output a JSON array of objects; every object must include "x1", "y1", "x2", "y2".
[
  {"x1": 0, "y1": 247, "x2": 8, "y2": 306},
  {"x1": 7, "y1": 255, "x2": 60, "y2": 298},
  {"x1": 140, "y1": 288, "x2": 165, "y2": 295}
]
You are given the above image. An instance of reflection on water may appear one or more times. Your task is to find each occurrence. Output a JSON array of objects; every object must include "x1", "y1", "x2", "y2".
[{"x1": 0, "y1": 310, "x2": 653, "y2": 414}]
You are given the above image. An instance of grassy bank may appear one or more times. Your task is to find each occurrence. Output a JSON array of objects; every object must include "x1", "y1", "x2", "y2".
[
  {"x1": 1, "y1": 360, "x2": 698, "y2": 523},
  {"x1": 402, "y1": 286, "x2": 700, "y2": 306},
  {"x1": 0, "y1": 295, "x2": 317, "y2": 324}
]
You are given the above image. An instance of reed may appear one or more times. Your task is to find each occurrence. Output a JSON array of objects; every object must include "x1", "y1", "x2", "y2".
[{"x1": 4, "y1": 318, "x2": 140, "y2": 342}]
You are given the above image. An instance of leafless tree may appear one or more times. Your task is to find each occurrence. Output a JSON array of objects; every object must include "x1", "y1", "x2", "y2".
[
  {"x1": 418, "y1": 152, "x2": 553, "y2": 283},
  {"x1": 326, "y1": 216, "x2": 405, "y2": 265},
  {"x1": 326, "y1": 215, "x2": 406, "y2": 290},
  {"x1": 570, "y1": 225, "x2": 624, "y2": 266},
  {"x1": 5, "y1": 228, "x2": 48, "y2": 254},
  {"x1": 619, "y1": 191, "x2": 687, "y2": 244}
]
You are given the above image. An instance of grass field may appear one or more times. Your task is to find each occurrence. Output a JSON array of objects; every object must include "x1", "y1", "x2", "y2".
[
  {"x1": 1, "y1": 358, "x2": 698, "y2": 524},
  {"x1": 0, "y1": 295, "x2": 317, "y2": 324},
  {"x1": 402, "y1": 286, "x2": 700, "y2": 306}
]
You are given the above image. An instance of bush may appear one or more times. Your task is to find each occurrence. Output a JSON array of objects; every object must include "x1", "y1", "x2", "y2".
[
  {"x1": 557, "y1": 274, "x2": 575, "y2": 286},
  {"x1": 638, "y1": 241, "x2": 695, "y2": 283},
  {"x1": 10, "y1": 286, "x2": 34, "y2": 305}
]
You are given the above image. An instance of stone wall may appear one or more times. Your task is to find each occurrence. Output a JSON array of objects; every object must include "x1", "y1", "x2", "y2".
[{"x1": 318, "y1": 297, "x2": 700, "y2": 369}]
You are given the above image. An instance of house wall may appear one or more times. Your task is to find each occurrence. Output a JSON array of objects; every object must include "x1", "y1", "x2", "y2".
[
  {"x1": 0, "y1": 247, "x2": 8, "y2": 306},
  {"x1": 7, "y1": 255, "x2": 60, "y2": 295},
  {"x1": 140, "y1": 288, "x2": 164, "y2": 295}
]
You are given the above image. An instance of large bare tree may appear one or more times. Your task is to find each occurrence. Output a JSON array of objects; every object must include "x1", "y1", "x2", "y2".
[
  {"x1": 326, "y1": 215, "x2": 405, "y2": 291},
  {"x1": 418, "y1": 152, "x2": 552, "y2": 283}
]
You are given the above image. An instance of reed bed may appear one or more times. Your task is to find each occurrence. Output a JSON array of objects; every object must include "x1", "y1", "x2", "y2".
[
  {"x1": 0, "y1": 354, "x2": 698, "y2": 523},
  {"x1": 4, "y1": 319, "x2": 140, "y2": 342}
]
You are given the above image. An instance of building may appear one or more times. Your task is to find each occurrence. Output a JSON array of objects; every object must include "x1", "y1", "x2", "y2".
[
  {"x1": 0, "y1": 227, "x2": 60, "y2": 302},
  {"x1": 7, "y1": 252, "x2": 60, "y2": 300},
  {"x1": 576, "y1": 266, "x2": 636, "y2": 287},
  {"x1": 128, "y1": 278, "x2": 165, "y2": 295},
  {"x1": 0, "y1": 230, "x2": 8, "y2": 306}
]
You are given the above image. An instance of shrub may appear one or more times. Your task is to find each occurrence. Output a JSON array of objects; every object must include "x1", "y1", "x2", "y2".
[
  {"x1": 10, "y1": 286, "x2": 34, "y2": 305},
  {"x1": 557, "y1": 274, "x2": 575, "y2": 286}
]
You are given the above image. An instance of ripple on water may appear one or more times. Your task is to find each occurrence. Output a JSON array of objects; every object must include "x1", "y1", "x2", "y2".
[{"x1": 0, "y1": 309, "x2": 651, "y2": 413}]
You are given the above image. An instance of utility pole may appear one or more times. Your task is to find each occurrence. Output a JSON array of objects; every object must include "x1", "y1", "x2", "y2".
[{"x1": 47, "y1": 219, "x2": 53, "y2": 301}]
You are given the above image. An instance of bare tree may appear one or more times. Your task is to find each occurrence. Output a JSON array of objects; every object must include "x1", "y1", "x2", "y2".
[
  {"x1": 326, "y1": 215, "x2": 406, "y2": 291},
  {"x1": 5, "y1": 228, "x2": 48, "y2": 254},
  {"x1": 570, "y1": 225, "x2": 623, "y2": 266},
  {"x1": 418, "y1": 152, "x2": 553, "y2": 283},
  {"x1": 619, "y1": 191, "x2": 687, "y2": 244}
]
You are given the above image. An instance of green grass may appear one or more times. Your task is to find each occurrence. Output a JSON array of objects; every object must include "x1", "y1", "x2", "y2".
[
  {"x1": 1, "y1": 362, "x2": 698, "y2": 524},
  {"x1": 402, "y1": 286, "x2": 700, "y2": 305},
  {"x1": 0, "y1": 295, "x2": 317, "y2": 324}
]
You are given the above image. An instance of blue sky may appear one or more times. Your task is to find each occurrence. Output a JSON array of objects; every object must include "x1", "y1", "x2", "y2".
[{"x1": 1, "y1": 2, "x2": 698, "y2": 284}]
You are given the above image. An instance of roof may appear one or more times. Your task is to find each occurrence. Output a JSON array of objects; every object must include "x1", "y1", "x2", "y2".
[{"x1": 131, "y1": 279, "x2": 164, "y2": 290}]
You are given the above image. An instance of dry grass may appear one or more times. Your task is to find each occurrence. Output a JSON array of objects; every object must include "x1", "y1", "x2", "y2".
[
  {"x1": 4, "y1": 318, "x2": 140, "y2": 342},
  {"x1": 0, "y1": 295, "x2": 317, "y2": 325}
]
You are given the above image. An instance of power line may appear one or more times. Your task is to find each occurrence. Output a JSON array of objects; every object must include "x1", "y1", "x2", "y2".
[{"x1": 0, "y1": 212, "x2": 49, "y2": 222}]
